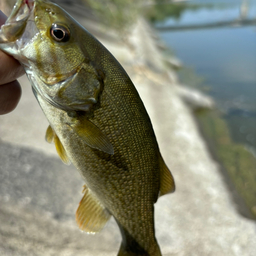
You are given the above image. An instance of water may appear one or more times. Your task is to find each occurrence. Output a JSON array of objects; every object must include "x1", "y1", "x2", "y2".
[{"x1": 155, "y1": 0, "x2": 256, "y2": 152}]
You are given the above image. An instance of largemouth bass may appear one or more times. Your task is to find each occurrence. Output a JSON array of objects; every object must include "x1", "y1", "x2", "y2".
[{"x1": 0, "y1": 0, "x2": 175, "y2": 255}]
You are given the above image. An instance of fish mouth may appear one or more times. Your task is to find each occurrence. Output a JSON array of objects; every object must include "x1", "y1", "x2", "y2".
[
  {"x1": 7, "y1": 0, "x2": 34, "y2": 22},
  {"x1": 0, "y1": 0, "x2": 34, "y2": 43}
]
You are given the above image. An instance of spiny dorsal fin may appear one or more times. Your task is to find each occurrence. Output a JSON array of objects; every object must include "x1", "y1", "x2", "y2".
[
  {"x1": 53, "y1": 134, "x2": 70, "y2": 165},
  {"x1": 45, "y1": 125, "x2": 54, "y2": 143},
  {"x1": 68, "y1": 118, "x2": 114, "y2": 155},
  {"x1": 159, "y1": 154, "x2": 175, "y2": 196},
  {"x1": 76, "y1": 185, "x2": 111, "y2": 233}
]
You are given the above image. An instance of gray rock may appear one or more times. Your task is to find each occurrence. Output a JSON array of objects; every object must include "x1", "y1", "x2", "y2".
[{"x1": 177, "y1": 85, "x2": 215, "y2": 110}]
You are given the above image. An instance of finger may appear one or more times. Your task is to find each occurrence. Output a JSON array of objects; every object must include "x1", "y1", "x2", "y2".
[
  {"x1": 0, "y1": 10, "x2": 23, "y2": 114},
  {"x1": 0, "y1": 80, "x2": 22, "y2": 115},
  {"x1": 0, "y1": 10, "x2": 7, "y2": 24},
  {"x1": 0, "y1": 11, "x2": 25, "y2": 84},
  {"x1": 0, "y1": 50, "x2": 25, "y2": 85}
]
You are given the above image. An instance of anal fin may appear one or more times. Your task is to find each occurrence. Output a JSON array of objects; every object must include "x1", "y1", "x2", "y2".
[
  {"x1": 159, "y1": 154, "x2": 175, "y2": 196},
  {"x1": 76, "y1": 185, "x2": 111, "y2": 233}
]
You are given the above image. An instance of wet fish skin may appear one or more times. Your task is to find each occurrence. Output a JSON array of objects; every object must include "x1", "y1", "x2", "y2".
[{"x1": 0, "y1": 1, "x2": 175, "y2": 255}]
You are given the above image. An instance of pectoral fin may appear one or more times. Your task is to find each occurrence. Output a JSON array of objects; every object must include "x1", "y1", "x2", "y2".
[
  {"x1": 68, "y1": 118, "x2": 114, "y2": 155},
  {"x1": 76, "y1": 185, "x2": 111, "y2": 233},
  {"x1": 159, "y1": 154, "x2": 175, "y2": 196},
  {"x1": 45, "y1": 125, "x2": 70, "y2": 165}
]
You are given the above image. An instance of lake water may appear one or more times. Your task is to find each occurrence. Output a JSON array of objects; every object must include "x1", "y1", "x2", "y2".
[{"x1": 156, "y1": 0, "x2": 256, "y2": 154}]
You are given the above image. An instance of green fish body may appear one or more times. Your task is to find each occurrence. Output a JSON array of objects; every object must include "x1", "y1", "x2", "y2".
[{"x1": 0, "y1": 1, "x2": 175, "y2": 255}]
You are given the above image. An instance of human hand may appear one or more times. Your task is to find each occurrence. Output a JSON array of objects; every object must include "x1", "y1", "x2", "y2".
[{"x1": 0, "y1": 10, "x2": 24, "y2": 115}]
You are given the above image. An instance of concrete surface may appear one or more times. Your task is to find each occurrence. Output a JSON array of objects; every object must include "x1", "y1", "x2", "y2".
[{"x1": 0, "y1": 1, "x2": 256, "y2": 255}]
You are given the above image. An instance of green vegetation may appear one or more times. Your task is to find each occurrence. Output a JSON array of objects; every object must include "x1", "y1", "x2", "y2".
[
  {"x1": 196, "y1": 110, "x2": 256, "y2": 218},
  {"x1": 146, "y1": 2, "x2": 205, "y2": 22},
  {"x1": 225, "y1": 113, "x2": 256, "y2": 150},
  {"x1": 84, "y1": 0, "x2": 145, "y2": 33},
  {"x1": 83, "y1": 0, "x2": 229, "y2": 33},
  {"x1": 146, "y1": 1, "x2": 221, "y2": 23},
  {"x1": 84, "y1": 0, "x2": 214, "y2": 29}
]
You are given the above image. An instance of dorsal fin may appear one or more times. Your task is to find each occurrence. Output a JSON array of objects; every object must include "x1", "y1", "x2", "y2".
[
  {"x1": 68, "y1": 117, "x2": 114, "y2": 155},
  {"x1": 159, "y1": 154, "x2": 175, "y2": 196},
  {"x1": 76, "y1": 185, "x2": 111, "y2": 233},
  {"x1": 45, "y1": 125, "x2": 70, "y2": 165}
]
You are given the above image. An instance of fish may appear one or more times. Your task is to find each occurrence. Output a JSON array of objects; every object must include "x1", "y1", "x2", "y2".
[{"x1": 0, "y1": 0, "x2": 175, "y2": 255}]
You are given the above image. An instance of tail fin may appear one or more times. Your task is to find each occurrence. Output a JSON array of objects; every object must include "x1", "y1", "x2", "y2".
[
  {"x1": 117, "y1": 224, "x2": 162, "y2": 256},
  {"x1": 118, "y1": 242, "x2": 162, "y2": 256}
]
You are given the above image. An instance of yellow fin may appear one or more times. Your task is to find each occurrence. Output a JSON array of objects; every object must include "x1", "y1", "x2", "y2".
[
  {"x1": 159, "y1": 155, "x2": 175, "y2": 196},
  {"x1": 54, "y1": 134, "x2": 70, "y2": 165},
  {"x1": 45, "y1": 125, "x2": 70, "y2": 165},
  {"x1": 45, "y1": 125, "x2": 54, "y2": 143},
  {"x1": 76, "y1": 185, "x2": 111, "y2": 233},
  {"x1": 69, "y1": 118, "x2": 114, "y2": 155}
]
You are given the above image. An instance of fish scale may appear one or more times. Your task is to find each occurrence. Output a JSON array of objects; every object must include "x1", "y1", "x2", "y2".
[
  {"x1": 81, "y1": 72, "x2": 161, "y2": 254},
  {"x1": 0, "y1": 0, "x2": 175, "y2": 255}
]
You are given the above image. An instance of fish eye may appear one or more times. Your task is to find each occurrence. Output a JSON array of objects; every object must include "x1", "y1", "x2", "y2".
[{"x1": 50, "y1": 24, "x2": 70, "y2": 42}]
